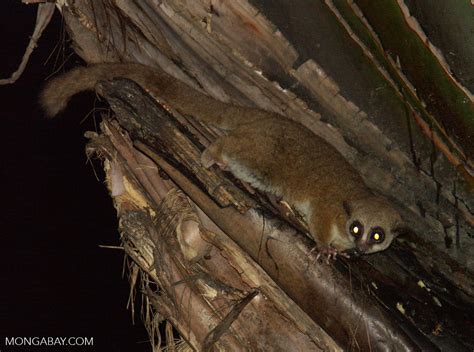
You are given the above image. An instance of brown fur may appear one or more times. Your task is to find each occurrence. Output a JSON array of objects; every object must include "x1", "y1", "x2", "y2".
[{"x1": 40, "y1": 63, "x2": 403, "y2": 254}]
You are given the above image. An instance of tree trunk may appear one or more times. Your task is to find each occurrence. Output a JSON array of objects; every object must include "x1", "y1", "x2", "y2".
[{"x1": 32, "y1": 1, "x2": 474, "y2": 351}]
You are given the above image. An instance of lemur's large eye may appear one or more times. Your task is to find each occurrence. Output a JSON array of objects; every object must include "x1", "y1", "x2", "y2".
[
  {"x1": 370, "y1": 227, "x2": 385, "y2": 243},
  {"x1": 349, "y1": 221, "x2": 364, "y2": 237}
]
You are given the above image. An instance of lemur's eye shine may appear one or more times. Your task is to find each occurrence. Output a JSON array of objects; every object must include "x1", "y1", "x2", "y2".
[
  {"x1": 370, "y1": 227, "x2": 385, "y2": 243},
  {"x1": 349, "y1": 221, "x2": 364, "y2": 237}
]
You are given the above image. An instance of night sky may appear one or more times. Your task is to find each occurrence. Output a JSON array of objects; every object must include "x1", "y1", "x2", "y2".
[{"x1": 0, "y1": 3, "x2": 150, "y2": 351}]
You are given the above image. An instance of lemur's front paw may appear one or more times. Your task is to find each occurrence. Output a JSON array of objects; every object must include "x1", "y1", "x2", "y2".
[
  {"x1": 312, "y1": 246, "x2": 350, "y2": 264},
  {"x1": 317, "y1": 246, "x2": 338, "y2": 263}
]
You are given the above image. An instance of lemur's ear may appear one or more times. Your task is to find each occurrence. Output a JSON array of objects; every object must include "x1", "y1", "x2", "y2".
[
  {"x1": 342, "y1": 201, "x2": 352, "y2": 216},
  {"x1": 391, "y1": 225, "x2": 409, "y2": 237}
]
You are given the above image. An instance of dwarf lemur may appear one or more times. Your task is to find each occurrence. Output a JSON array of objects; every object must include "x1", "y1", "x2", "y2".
[{"x1": 40, "y1": 63, "x2": 405, "y2": 258}]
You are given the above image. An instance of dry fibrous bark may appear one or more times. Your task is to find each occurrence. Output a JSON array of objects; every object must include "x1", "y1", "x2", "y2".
[
  {"x1": 90, "y1": 78, "x2": 471, "y2": 351},
  {"x1": 17, "y1": 0, "x2": 474, "y2": 350},
  {"x1": 86, "y1": 103, "x2": 340, "y2": 351}
]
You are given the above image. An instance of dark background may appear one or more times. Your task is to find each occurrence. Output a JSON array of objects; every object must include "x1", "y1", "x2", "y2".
[{"x1": 0, "y1": 3, "x2": 150, "y2": 351}]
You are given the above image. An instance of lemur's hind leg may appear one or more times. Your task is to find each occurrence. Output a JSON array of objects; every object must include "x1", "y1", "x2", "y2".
[
  {"x1": 201, "y1": 137, "x2": 260, "y2": 196},
  {"x1": 201, "y1": 131, "x2": 249, "y2": 171},
  {"x1": 200, "y1": 138, "x2": 228, "y2": 170},
  {"x1": 200, "y1": 128, "x2": 271, "y2": 195}
]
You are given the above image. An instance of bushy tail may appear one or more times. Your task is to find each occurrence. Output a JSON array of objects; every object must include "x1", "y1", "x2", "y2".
[
  {"x1": 40, "y1": 64, "x2": 116, "y2": 118},
  {"x1": 39, "y1": 63, "x2": 273, "y2": 129}
]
